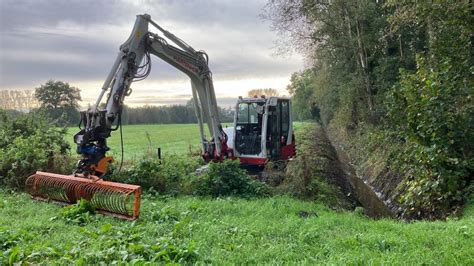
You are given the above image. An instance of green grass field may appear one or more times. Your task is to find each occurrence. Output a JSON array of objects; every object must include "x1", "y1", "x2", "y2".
[
  {"x1": 67, "y1": 122, "x2": 306, "y2": 160},
  {"x1": 67, "y1": 124, "x2": 217, "y2": 160}
]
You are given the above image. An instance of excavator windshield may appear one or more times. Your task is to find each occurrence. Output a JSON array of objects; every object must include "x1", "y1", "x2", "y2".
[
  {"x1": 235, "y1": 101, "x2": 265, "y2": 155},
  {"x1": 237, "y1": 102, "x2": 263, "y2": 124}
]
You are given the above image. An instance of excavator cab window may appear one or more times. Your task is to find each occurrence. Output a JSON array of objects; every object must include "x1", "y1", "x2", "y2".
[
  {"x1": 281, "y1": 100, "x2": 289, "y2": 140},
  {"x1": 235, "y1": 102, "x2": 264, "y2": 155},
  {"x1": 266, "y1": 99, "x2": 290, "y2": 158}
]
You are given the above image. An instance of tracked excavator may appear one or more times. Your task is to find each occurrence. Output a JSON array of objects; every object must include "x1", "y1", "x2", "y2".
[{"x1": 26, "y1": 14, "x2": 295, "y2": 220}]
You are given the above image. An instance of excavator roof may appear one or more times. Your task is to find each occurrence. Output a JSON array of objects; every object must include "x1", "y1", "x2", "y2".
[{"x1": 237, "y1": 96, "x2": 290, "y2": 105}]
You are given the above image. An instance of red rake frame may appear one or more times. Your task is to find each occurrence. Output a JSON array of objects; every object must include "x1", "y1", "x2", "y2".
[{"x1": 26, "y1": 171, "x2": 141, "y2": 220}]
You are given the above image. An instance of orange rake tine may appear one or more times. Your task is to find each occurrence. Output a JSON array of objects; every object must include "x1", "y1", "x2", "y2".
[{"x1": 26, "y1": 171, "x2": 141, "y2": 220}]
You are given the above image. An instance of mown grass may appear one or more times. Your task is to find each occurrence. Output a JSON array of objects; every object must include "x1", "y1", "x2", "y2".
[{"x1": 1, "y1": 191, "x2": 472, "y2": 264}]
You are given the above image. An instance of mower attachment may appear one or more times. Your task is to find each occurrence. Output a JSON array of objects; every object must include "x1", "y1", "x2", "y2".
[{"x1": 26, "y1": 171, "x2": 141, "y2": 220}]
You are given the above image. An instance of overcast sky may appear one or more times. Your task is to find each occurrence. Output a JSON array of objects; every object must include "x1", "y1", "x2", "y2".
[{"x1": 0, "y1": 0, "x2": 303, "y2": 107}]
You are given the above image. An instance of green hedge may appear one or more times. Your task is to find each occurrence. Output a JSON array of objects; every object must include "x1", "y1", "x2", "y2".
[{"x1": 0, "y1": 110, "x2": 72, "y2": 189}]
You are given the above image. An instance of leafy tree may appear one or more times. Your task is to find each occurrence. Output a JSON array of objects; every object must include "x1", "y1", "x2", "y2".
[
  {"x1": 34, "y1": 80, "x2": 81, "y2": 125},
  {"x1": 265, "y1": 0, "x2": 473, "y2": 218},
  {"x1": 35, "y1": 80, "x2": 81, "y2": 109},
  {"x1": 286, "y1": 70, "x2": 316, "y2": 121},
  {"x1": 385, "y1": 1, "x2": 473, "y2": 218},
  {"x1": 247, "y1": 88, "x2": 279, "y2": 98},
  {"x1": 264, "y1": 0, "x2": 390, "y2": 119}
]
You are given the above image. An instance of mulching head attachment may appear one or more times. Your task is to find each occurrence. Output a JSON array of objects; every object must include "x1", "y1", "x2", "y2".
[{"x1": 26, "y1": 171, "x2": 141, "y2": 220}]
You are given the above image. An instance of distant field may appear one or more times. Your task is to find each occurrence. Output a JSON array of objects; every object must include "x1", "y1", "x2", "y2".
[
  {"x1": 67, "y1": 124, "x2": 219, "y2": 161},
  {"x1": 67, "y1": 122, "x2": 306, "y2": 160}
]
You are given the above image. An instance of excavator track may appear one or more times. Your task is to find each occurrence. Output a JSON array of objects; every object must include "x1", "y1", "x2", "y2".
[{"x1": 26, "y1": 171, "x2": 141, "y2": 220}]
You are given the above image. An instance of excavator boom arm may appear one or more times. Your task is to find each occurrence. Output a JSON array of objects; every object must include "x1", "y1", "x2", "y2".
[
  {"x1": 74, "y1": 14, "x2": 228, "y2": 177},
  {"x1": 25, "y1": 14, "x2": 230, "y2": 221}
]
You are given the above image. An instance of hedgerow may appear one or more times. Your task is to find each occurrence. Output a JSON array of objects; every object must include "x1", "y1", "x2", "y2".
[
  {"x1": 109, "y1": 155, "x2": 203, "y2": 195},
  {"x1": 110, "y1": 156, "x2": 270, "y2": 198},
  {"x1": 0, "y1": 110, "x2": 72, "y2": 189}
]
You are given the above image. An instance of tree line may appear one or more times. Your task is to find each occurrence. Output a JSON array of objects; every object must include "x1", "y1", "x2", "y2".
[
  {"x1": 1, "y1": 80, "x2": 235, "y2": 126},
  {"x1": 265, "y1": 1, "x2": 472, "y2": 218},
  {"x1": 120, "y1": 101, "x2": 234, "y2": 125},
  {"x1": 0, "y1": 90, "x2": 39, "y2": 110}
]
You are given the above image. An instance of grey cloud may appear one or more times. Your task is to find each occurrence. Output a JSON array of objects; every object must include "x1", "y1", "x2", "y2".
[
  {"x1": 0, "y1": 31, "x2": 115, "y2": 87},
  {"x1": 1, "y1": 0, "x2": 265, "y2": 30},
  {"x1": 0, "y1": 0, "x2": 302, "y2": 101},
  {"x1": 0, "y1": 0, "x2": 130, "y2": 29}
]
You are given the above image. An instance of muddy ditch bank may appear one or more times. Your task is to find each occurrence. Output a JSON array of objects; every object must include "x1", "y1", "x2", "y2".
[
  {"x1": 257, "y1": 123, "x2": 396, "y2": 219},
  {"x1": 320, "y1": 127, "x2": 396, "y2": 219}
]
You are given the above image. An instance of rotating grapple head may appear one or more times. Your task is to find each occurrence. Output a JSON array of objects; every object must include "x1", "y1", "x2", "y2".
[{"x1": 26, "y1": 171, "x2": 141, "y2": 220}]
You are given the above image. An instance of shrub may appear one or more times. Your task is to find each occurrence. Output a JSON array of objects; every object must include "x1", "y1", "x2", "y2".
[
  {"x1": 195, "y1": 160, "x2": 270, "y2": 198},
  {"x1": 110, "y1": 156, "x2": 203, "y2": 195},
  {"x1": 111, "y1": 157, "x2": 270, "y2": 198},
  {"x1": 387, "y1": 55, "x2": 473, "y2": 219},
  {"x1": 282, "y1": 156, "x2": 336, "y2": 201},
  {"x1": 0, "y1": 110, "x2": 71, "y2": 189}
]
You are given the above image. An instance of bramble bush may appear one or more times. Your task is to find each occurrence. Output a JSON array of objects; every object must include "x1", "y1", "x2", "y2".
[
  {"x1": 195, "y1": 160, "x2": 270, "y2": 198},
  {"x1": 110, "y1": 156, "x2": 203, "y2": 195},
  {"x1": 110, "y1": 157, "x2": 269, "y2": 198},
  {"x1": 0, "y1": 110, "x2": 72, "y2": 189}
]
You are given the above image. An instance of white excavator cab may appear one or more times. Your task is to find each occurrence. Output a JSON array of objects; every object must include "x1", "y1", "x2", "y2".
[{"x1": 226, "y1": 96, "x2": 296, "y2": 166}]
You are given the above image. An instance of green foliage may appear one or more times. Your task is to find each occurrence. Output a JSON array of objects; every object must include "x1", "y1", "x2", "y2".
[
  {"x1": 0, "y1": 110, "x2": 71, "y2": 189},
  {"x1": 196, "y1": 160, "x2": 270, "y2": 198},
  {"x1": 34, "y1": 80, "x2": 81, "y2": 126},
  {"x1": 270, "y1": 0, "x2": 473, "y2": 219},
  {"x1": 283, "y1": 156, "x2": 336, "y2": 201},
  {"x1": 110, "y1": 155, "x2": 203, "y2": 195},
  {"x1": 59, "y1": 199, "x2": 96, "y2": 225},
  {"x1": 277, "y1": 123, "x2": 351, "y2": 209},
  {"x1": 75, "y1": 223, "x2": 198, "y2": 264},
  {"x1": 383, "y1": 2, "x2": 474, "y2": 219},
  {"x1": 35, "y1": 80, "x2": 81, "y2": 109},
  {"x1": 387, "y1": 59, "x2": 473, "y2": 218},
  {"x1": 287, "y1": 69, "x2": 318, "y2": 121},
  {"x1": 110, "y1": 154, "x2": 270, "y2": 198}
]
